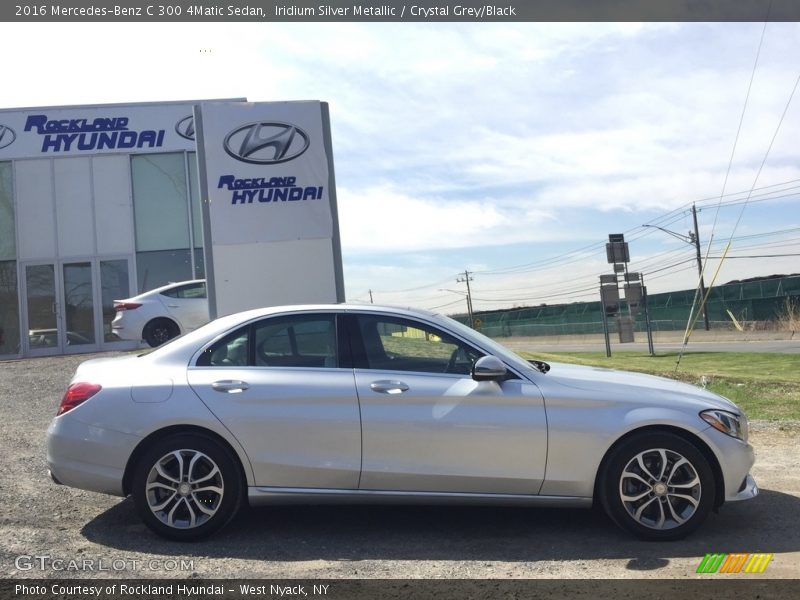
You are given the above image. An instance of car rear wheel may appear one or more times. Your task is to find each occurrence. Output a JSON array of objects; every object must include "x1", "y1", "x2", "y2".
[
  {"x1": 599, "y1": 432, "x2": 715, "y2": 540},
  {"x1": 143, "y1": 318, "x2": 179, "y2": 347},
  {"x1": 131, "y1": 434, "x2": 243, "y2": 541}
]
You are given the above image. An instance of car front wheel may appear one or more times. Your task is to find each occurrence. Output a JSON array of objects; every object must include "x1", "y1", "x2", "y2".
[
  {"x1": 599, "y1": 432, "x2": 715, "y2": 540},
  {"x1": 131, "y1": 434, "x2": 243, "y2": 541}
]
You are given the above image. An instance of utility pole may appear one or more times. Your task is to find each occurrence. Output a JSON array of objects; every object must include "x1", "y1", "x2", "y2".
[
  {"x1": 643, "y1": 206, "x2": 711, "y2": 331},
  {"x1": 456, "y1": 270, "x2": 475, "y2": 328},
  {"x1": 691, "y1": 204, "x2": 711, "y2": 331},
  {"x1": 368, "y1": 289, "x2": 374, "y2": 304}
]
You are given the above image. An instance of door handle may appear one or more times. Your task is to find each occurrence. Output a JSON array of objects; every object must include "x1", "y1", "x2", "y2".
[
  {"x1": 212, "y1": 380, "x2": 249, "y2": 393},
  {"x1": 370, "y1": 380, "x2": 409, "y2": 394},
  {"x1": 167, "y1": 304, "x2": 180, "y2": 308}
]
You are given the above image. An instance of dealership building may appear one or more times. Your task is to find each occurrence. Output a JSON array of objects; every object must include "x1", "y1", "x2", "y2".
[{"x1": 0, "y1": 99, "x2": 246, "y2": 358}]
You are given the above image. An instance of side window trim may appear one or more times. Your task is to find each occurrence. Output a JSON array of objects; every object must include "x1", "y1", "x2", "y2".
[{"x1": 336, "y1": 314, "x2": 354, "y2": 369}]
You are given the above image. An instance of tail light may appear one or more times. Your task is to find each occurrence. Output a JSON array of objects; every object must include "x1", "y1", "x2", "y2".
[
  {"x1": 113, "y1": 301, "x2": 141, "y2": 311},
  {"x1": 57, "y1": 383, "x2": 102, "y2": 416}
]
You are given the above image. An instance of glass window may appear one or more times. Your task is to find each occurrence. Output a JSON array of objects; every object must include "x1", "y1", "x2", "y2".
[
  {"x1": 356, "y1": 315, "x2": 482, "y2": 375},
  {"x1": 0, "y1": 260, "x2": 19, "y2": 354},
  {"x1": 254, "y1": 315, "x2": 337, "y2": 368},
  {"x1": 100, "y1": 260, "x2": 130, "y2": 342},
  {"x1": 135, "y1": 249, "x2": 192, "y2": 293},
  {"x1": 188, "y1": 152, "x2": 203, "y2": 249},
  {"x1": 63, "y1": 262, "x2": 95, "y2": 345},
  {"x1": 193, "y1": 248, "x2": 205, "y2": 279},
  {"x1": 160, "y1": 282, "x2": 206, "y2": 299},
  {"x1": 25, "y1": 264, "x2": 57, "y2": 349},
  {"x1": 0, "y1": 165, "x2": 18, "y2": 354},
  {"x1": 0, "y1": 162, "x2": 14, "y2": 261},
  {"x1": 197, "y1": 326, "x2": 250, "y2": 367},
  {"x1": 131, "y1": 153, "x2": 190, "y2": 252}
]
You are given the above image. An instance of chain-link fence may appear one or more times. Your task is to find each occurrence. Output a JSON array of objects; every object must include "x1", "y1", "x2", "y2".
[{"x1": 456, "y1": 275, "x2": 800, "y2": 338}]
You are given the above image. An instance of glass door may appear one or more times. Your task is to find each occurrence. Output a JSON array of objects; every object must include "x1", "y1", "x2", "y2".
[
  {"x1": 22, "y1": 258, "x2": 136, "y2": 356},
  {"x1": 23, "y1": 263, "x2": 62, "y2": 356},
  {"x1": 97, "y1": 257, "x2": 136, "y2": 349},
  {"x1": 61, "y1": 261, "x2": 98, "y2": 353}
]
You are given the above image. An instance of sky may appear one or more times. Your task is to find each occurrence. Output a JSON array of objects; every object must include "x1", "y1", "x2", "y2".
[{"x1": 2, "y1": 21, "x2": 799, "y2": 314}]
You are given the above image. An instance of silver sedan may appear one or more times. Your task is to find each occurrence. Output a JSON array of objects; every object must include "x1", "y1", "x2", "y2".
[{"x1": 47, "y1": 304, "x2": 757, "y2": 541}]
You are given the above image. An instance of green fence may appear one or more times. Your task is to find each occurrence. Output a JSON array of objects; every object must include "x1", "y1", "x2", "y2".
[{"x1": 455, "y1": 275, "x2": 800, "y2": 338}]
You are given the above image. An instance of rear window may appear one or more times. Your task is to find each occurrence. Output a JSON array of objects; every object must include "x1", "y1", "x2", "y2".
[{"x1": 160, "y1": 282, "x2": 207, "y2": 299}]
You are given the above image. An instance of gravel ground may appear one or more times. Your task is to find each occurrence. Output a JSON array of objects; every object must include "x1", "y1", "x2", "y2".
[{"x1": 1, "y1": 353, "x2": 798, "y2": 580}]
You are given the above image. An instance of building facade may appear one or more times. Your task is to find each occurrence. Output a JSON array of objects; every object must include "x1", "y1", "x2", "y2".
[{"x1": 0, "y1": 99, "x2": 243, "y2": 358}]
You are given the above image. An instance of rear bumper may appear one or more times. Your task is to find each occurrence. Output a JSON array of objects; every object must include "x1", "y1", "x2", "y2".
[
  {"x1": 111, "y1": 312, "x2": 146, "y2": 342},
  {"x1": 47, "y1": 415, "x2": 141, "y2": 497}
]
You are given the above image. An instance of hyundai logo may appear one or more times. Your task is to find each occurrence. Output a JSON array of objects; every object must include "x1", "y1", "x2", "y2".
[
  {"x1": 223, "y1": 121, "x2": 309, "y2": 164},
  {"x1": 0, "y1": 124, "x2": 16, "y2": 150},
  {"x1": 175, "y1": 115, "x2": 195, "y2": 140}
]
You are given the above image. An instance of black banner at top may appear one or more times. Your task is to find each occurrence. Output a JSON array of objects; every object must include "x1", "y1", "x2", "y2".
[{"x1": 2, "y1": 0, "x2": 799, "y2": 22}]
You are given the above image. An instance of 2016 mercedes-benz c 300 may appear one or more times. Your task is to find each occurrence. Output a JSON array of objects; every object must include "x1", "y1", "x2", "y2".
[{"x1": 47, "y1": 304, "x2": 757, "y2": 541}]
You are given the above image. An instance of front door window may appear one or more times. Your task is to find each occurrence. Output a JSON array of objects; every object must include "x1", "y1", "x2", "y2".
[{"x1": 355, "y1": 315, "x2": 481, "y2": 375}]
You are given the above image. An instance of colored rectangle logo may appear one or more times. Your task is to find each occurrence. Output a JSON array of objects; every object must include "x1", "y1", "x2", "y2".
[{"x1": 697, "y1": 553, "x2": 773, "y2": 574}]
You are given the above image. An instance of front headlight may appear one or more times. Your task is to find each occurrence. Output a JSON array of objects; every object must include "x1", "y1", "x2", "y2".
[{"x1": 700, "y1": 409, "x2": 748, "y2": 442}]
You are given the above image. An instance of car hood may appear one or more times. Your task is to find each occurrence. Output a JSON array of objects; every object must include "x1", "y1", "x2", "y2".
[{"x1": 538, "y1": 361, "x2": 740, "y2": 414}]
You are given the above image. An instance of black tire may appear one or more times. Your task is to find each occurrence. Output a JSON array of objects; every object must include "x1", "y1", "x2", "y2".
[
  {"x1": 599, "y1": 432, "x2": 715, "y2": 541},
  {"x1": 131, "y1": 433, "x2": 243, "y2": 541},
  {"x1": 143, "y1": 318, "x2": 180, "y2": 347}
]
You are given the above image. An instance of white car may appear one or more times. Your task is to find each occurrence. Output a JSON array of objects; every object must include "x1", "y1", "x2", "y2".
[{"x1": 111, "y1": 280, "x2": 209, "y2": 347}]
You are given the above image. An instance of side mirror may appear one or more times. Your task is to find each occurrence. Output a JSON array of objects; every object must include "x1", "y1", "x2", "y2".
[{"x1": 472, "y1": 355, "x2": 507, "y2": 381}]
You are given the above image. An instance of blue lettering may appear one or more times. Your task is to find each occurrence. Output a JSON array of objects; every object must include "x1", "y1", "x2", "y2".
[
  {"x1": 41, "y1": 135, "x2": 60, "y2": 152},
  {"x1": 97, "y1": 132, "x2": 118, "y2": 149},
  {"x1": 117, "y1": 131, "x2": 137, "y2": 149},
  {"x1": 24, "y1": 114, "x2": 47, "y2": 133},
  {"x1": 77, "y1": 133, "x2": 97, "y2": 150},
  {"x1": 137, "y1": 130, "x2": 157, "y2": 148},
  {"x1": 304, "y1": 186, "x2": 322, "y2": 200}
]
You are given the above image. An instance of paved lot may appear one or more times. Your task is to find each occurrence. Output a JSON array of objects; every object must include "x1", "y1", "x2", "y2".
[{"x1": 1, "y1": 353, "x2": 798, "y2": 579}]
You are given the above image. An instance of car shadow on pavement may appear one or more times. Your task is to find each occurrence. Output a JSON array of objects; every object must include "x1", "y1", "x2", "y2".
[{"x1": 81, "y1": 489, "x2": 798, "y2": 563}]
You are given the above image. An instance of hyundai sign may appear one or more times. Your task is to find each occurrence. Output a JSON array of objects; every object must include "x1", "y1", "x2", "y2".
[{"x1": 194, "y1": 100, "x2": 345, "y2": 318}]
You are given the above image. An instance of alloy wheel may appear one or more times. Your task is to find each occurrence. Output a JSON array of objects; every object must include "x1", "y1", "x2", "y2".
[
  {"x1": 145, "y1": 449, "x2": 224, "y2": 529},
  {"x1": 618, "y1": 448, "x2": 701, "y2": 530}
]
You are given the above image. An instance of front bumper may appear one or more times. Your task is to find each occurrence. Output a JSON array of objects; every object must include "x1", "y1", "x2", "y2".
[
  {"x1": 728, "y1": 473, "x2": 759, "y2": 502},
  {"x1": 702, "y1": 426, "x2": 757, "y2": 503}
]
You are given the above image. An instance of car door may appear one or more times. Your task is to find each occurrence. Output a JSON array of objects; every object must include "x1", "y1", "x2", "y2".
[
  {"x1": 348, "y1": 312, "x2": 547, "y2": 495},
  {"x1": 159, "y1": 282, "x2": 209, "y2": 332},
  {"x1": 187, "y1": 312, "x2": 361, "y2": 489}
]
